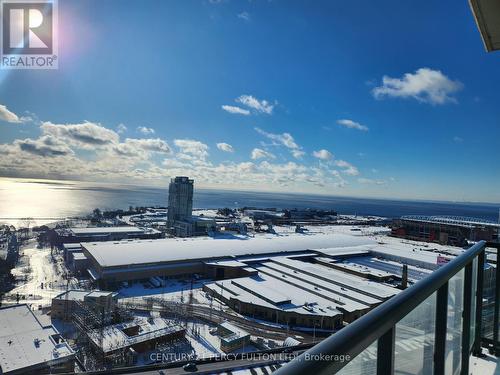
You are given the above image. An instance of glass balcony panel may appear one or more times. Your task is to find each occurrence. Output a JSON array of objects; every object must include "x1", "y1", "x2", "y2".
[
  {"x1": 336, "y1": 340, "x2": 377, "y2": 375},
  {"x1": 394, "y1": 292, "x2": 436, "y2": 375},
  {"x1": 481, "y1": 252, "x2": 495, "y2": 339},
  {"x1": 445, "y1": 269, "x2": 464, "y2": 375},
  {"x1": 470, "y1": 257, "x2": 478, "y2": 350}
]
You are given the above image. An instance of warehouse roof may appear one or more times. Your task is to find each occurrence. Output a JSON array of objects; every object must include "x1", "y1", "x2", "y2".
[
  {"x1": 70, "y1": 226, "x2": 145, "y2": 235},
  {"x1": 0, "y1": 305, "x2": 74, "y2": 374},
  {"x1": 206, "y1": 275, "x2": 344, "y2": 318},
  {"x1": 265, "y1": 257, "x2": 398, "y2": 300},
  {"x1": 83, "y1": 233, "x2": 375, "y2": 268}
]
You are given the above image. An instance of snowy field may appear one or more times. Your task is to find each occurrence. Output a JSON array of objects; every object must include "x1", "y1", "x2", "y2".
[{"x1": 4, "y1": 240, "x2": 79, "y2": 307}]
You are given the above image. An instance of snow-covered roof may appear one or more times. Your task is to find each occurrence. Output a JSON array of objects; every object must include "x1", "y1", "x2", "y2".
[
  {"x1": 54, "y1": 290, "x2": 89, "y2": 301},
  {"x1": 206, "y1": 274, "x2": 344, "y2": 318},
  {"x1": 70, "y1": 226, "x2": 145, "y2": 235},
  {"x1": 0, "y1": 305, "x2": 74, "y2": 374},
  {"x1": 219, "y1": 321, "x2": 250, "y2": 343},
  {"x1": 54, "y1": 290, "x2": 115, "y2": 301},
  {"x1": 329, "y1": 256, "x2": 432, "y2": 282},
  {"x1": 87, "y1": 315, "x2": 183, "y2": 353},
  {"x1": 266, "y1": 257, "x2": 398, "y2": 300},
  {"x1": 72, "y1": 252, "x2": 88, "y2": 261},
  {"x1": 83, "y1": 233, "x2": 375, "y2": 268},
  {"x1": 86, "y1": 291, "x2": 115, "y2": 298},
  {"x1": 62, "y1": 243, "x2": 82, "y2": 250}
]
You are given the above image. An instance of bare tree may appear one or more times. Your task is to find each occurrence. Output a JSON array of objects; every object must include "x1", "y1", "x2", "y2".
[{"x1": 17, "y1": 218, "x2": 35, "y2": 241}]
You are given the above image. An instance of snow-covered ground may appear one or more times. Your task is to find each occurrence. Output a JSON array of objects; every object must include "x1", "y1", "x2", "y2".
[
  {"x1": 471, "y1": 351, "x2": 500, "y2": 375},
  {"x1": 4, "y1": 241, "x2": 79, "y2": 307}
]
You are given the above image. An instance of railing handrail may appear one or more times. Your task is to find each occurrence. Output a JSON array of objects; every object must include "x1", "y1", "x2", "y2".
[{"x1": 274, "y1": 240, "x2": 487, "y2": 375}]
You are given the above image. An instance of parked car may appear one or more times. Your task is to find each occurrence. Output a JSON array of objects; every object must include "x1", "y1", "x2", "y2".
[{"x1": 182, "y1": 362, "x2": 197, "y2": 372}]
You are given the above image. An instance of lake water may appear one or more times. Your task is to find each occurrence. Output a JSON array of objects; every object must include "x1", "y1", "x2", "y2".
[{"x1": 0, "y1": 177, "x2": 498, "y2": 226}]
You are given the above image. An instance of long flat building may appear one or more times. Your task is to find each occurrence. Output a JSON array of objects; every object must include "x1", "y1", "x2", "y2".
[
  {"x1": 55, "y1": 226, "x2": 162, "y2": 244},
  {"x1": 203, "y1": 256, "x2": 399, "y2": 329},
  {"x1": 82, "y1": 234, "x2": 375, "y2": 287}
]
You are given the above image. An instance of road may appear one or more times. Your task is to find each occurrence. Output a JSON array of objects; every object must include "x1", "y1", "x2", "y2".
[{"x1": 123, "y1": 351, "x2": 296, "y2": 375}]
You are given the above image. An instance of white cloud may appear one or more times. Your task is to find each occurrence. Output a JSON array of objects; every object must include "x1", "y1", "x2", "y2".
[
  {"x1": 335, "y1": 159, "x2": 359, "y2": 176},
  {"x1": 255, "y1": 127, "x2": 304, "y2": 158},
  {"x1": 221, "y1": 105, "x2": 250, "y2": 115},
  {"x1": 372, "y1": 68, "x2": 463, "y2": 105},
  {"x1": 174, "y1": 139, "x2": 209, "y2": 159},
  {"x1": 337, "y1": 119, "x2": 369, "y2": 131},
  {"x1": 312, "y1": 149, "x2": 333, "y2": 160},
  {"x1": 0, "y1": 114, "x2": 365, "y2": 193},
  {"x1": 222, "y1": 95, "x2": 276, "y2": 116},
  {"x1": 0, "y1": 104, "x2": 31, "y2": 124},
  {"x1": 237, "y1": 11, "x2": 250, "y2": 21},
  {"x1": 236, "y1": 95, "x2": 275, "y2": 114},
  {"x1": 251, "y1": 148, "x2": 275, "y2": 160},
  {"x1": 125, "y1": 138, "x2": 171, "y2": 153},
  {"x1": 41, "y1": 121, "x2": 119, "y2": 149},
  {"x1": 453, "y1": 136, "x2": 464, "y2": 143},
  {"x1": 291, "y1": 149, "x2": 306, "y2": 159},
  {"x1": 116, "y1": 124, "x2": 127, "y2": 134},
  {"x1": 112, "y1": 142, "x2": 146, "y2": 158},
  {"x1": 216, "y1": 142, "x2": 234, "y2": 153},
  {"x1": 137, "y1": 126, "x2": 155, "y2": 135}
]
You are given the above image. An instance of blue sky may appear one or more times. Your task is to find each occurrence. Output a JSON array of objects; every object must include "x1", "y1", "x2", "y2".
[{"x1": 0, "y1": 0, "x2": 499, "y2": 202}]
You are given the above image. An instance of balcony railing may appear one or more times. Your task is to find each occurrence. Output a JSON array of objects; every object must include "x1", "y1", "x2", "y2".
[{"x1": 274, "y1": 240, "x2": 500, "y2": 375}]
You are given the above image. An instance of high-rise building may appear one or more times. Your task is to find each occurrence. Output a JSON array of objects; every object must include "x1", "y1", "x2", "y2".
[{"x1": 167, "y1": 176, "x2": 194, "y2": 228}]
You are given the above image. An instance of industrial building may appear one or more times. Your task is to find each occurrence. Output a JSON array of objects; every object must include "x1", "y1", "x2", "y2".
[
  {"x1": 86, "y1": 315, "x2": 185, "y2": 359},
  {"x1": 67, "y1": 228, "x2": 488, "y2": 330},
  {"x1": 203, "y1": 256, "x2": 399, "y2": 329},
  {"x1": 55, "y1": 226, "x2": 161, "y2": 245},
  {"x1": 217, "y1": 322, "x2": 251, "y2": 353},
  {"x1": 77, "y1": 233, "x2": 426, "y2": 329},
  {"x1": 62, "y1": 243, "x2": 83, "y2": 262},
  {"x1": 51, "y1": 290, "x2": 118, "y2": 321},
  {"x1": 81, "y1": 233, "x2": 375, "y2": 287},
  {"x1": 391, "y1": 215, "x2": 500, "y2": 246},
  {"x1": 0, "y1": 304, "x2": 75, "y2": 374}
]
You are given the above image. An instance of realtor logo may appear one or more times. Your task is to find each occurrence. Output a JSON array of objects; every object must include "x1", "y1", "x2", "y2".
[{"x1": 1, "y1": 0, "x2": 58, "y2": 69}]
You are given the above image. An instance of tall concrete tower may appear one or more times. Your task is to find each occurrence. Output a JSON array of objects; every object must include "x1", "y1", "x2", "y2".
[{"x1": 167, "y1": 176, "x2": 194, "y2": 227}]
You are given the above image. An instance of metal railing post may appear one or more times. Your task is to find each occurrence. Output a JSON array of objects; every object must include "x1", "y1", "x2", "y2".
[
  {"x1": 494, "y1": 246, "x2": 500, "y2": 355},
  {"x1": 377, "y1": 327, "x2": 395, "y2": 375},
  {"x1": 461, "y1": 262, "x2": 473, "y2": 375},
  {"x1": 434, "y1": 282, "x2": 449, "y2": 375},
  {"x1": 473, "y1": 250, "x2": 484, "y2": 356}
]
